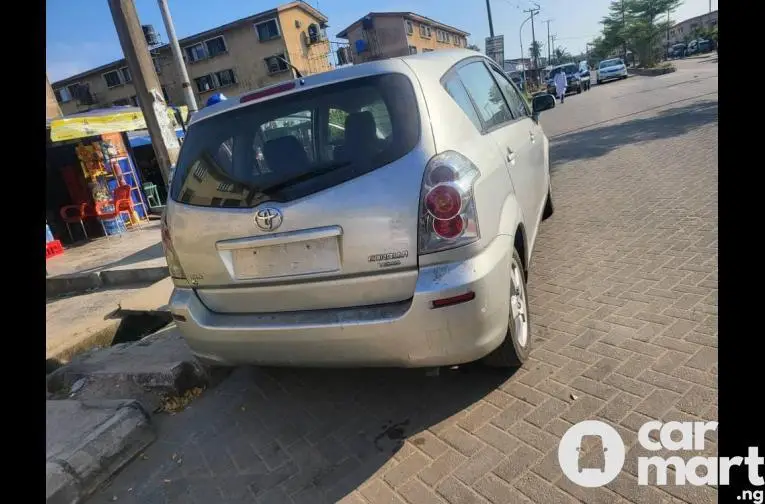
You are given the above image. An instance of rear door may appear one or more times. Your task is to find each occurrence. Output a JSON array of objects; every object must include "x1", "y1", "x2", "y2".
[
  {"x1": 454, "y1": 60, "x2": 541, "y2": 241},
  {"x1": 166, "y1": 70, "x2": 432, "y2": 313}
]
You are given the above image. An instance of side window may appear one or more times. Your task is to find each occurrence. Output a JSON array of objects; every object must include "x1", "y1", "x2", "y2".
[
  {"x1": 443, "y1": 76, "x2": 482, "y2": 131},
  {"x1": 457, "y1": 61, "x2": 513, "y2": 129},
  {"x1": 488, "y1": 65, "x2": 529, "y2": 119}
]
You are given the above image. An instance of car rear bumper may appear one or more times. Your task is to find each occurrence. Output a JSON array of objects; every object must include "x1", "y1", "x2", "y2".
[
  {"x1": 169, "y1": 235, "x2": 513, "y2": 368},
  {"x1": 599, "y1": 69, "x2": 628, "y2": 80}
]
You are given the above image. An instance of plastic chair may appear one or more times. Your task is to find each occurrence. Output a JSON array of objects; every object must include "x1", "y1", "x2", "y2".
[
  {"x1": 94, "y1": 200, "x2": 127, "y2": 238},
  {"x1": 142, "y1": 182, "x2": 162, "y2": 208},
  {"x1": 113, "y1": 185, "x2": 142, "y2": 229},
  {"x1": 59, "y1": 202, "x2": 94, "y2": 242}
]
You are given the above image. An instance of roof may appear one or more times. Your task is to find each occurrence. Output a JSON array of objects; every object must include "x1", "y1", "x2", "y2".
[
  {"x1": 51, "y1": 1, "x2": 327, "y2": 87},
  {"x1": 336, "y1": 12, "x2": 470, "y2": 39}
]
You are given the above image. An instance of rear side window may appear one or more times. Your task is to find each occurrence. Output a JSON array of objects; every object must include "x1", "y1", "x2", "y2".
[
  {"x1": 170, "y1": 73, "x2": 420, "y2": 207},
  {"x1": 457, "y1": 61, "x2": 513, "y2": 130},
  {"x1": 488, "y1": 65, "x2": 528, "y2": 119},
  {"x1": 443, "y1": 77, "x2": 482, "y2": 131}
]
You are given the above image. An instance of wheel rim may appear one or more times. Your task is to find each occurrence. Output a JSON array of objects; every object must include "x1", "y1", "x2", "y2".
[{"x1": 509, "y1": 258, "x2": 529, "y2": 348}]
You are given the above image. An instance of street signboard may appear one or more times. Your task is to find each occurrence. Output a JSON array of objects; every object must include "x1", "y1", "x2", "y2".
[{"x1": 485, "y1": 35, "x2": 504, "y2": 66}]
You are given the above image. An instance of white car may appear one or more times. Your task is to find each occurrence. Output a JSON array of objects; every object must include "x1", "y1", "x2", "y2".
[
  {"x1": 596, "y1": 58, "x2": 628, "y2": 84},
  {"x1": 161, "y1": 49, "x2": 556, "y2": 369}
]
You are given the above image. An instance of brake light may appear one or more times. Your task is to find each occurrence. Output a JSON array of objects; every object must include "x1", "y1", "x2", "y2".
[
  {"x1": 419, "y1": 151, "x2": 480, "y2": 255},
  {"x1": 240, "y1": 82, "x2": 296, "y2": 103},
  {"x1": 160, "y1": 214, "x2": 186, "y2": 280}
]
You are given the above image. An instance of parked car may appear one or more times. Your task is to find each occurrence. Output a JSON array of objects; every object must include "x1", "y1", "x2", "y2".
[
  {"x1": 162, "y1": 49, "x2": 556, "y2": 369},
  {"x1": 596, "y1": 58, "x2": 628, "y2": 84},
  {"x1": 687, "y1": 39, "x2": 712, "y2": 55},
  {"x1": 669, "y1": 43, "x2": 687, "y2": 59},
  {"x1": 578, "y1": 61, "x2": 591, "y2": 91},
  {"x1": 546, "y1": 63, "x2": 583, "y2": 95}
]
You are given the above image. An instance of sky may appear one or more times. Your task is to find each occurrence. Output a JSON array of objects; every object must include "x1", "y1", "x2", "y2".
[{"x1": 46, "y1": 0, "x2": 718, "y2": 82}]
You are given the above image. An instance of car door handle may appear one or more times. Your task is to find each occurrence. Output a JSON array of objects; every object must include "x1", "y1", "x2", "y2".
[{"x1": 506, "y1": 147, "x2": 516, "y2": 165}]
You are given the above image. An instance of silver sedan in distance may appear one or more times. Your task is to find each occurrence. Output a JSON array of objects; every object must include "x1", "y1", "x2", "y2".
[{"x1": 161, "y1": 49, "x2": 556, "y2": 369}]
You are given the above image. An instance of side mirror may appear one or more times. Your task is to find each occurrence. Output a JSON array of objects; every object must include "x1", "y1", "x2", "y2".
[{"x1": 532, "y1": 93, "x2": 555, "y2": 116}]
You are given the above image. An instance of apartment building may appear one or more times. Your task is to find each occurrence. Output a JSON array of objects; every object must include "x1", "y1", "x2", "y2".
[
  {"x1": 668, "y1": 9, "x2": 718, "y2": 45},
  {"x1": 51, "y1": 1, "x2": 331, "y2": 115},
  {"x1": 336, "y1": 12, "x2": 469, "y2": 64}
]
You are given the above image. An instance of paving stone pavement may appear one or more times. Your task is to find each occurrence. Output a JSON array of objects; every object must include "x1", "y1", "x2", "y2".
[{"x1": 88, "y1": 59, "x2": 718, "y2": 504}]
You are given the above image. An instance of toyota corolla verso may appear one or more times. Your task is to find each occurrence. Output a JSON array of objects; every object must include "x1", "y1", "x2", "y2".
[{"x1": 162, "y1": 49, "x2": 556, "y2": 369}]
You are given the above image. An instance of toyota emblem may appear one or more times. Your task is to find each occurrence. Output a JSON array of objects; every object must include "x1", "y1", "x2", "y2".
[{"x1": 254, "y1": 207, "x2": 283, "y2": 232}]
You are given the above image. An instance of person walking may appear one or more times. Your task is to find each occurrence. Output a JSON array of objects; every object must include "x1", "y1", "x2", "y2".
[{"x1": 554, "y1": 70, "x2": 568, "y2": 103}]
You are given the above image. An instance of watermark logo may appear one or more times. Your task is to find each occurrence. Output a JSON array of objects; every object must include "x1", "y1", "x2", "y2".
[
  {"x1": 559, "y1": 420, "x2": 764, "y2": 502},
  {"x1": 557, "y1": 420, "x2": 626, "y2": 487}
]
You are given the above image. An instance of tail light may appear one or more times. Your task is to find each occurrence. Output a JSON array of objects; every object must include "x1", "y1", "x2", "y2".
[
  {"x1": 418, "y1": 151, "x2": 480, "y2": 255},
  {"x1": 160, "y1": 213, "x2": 186, "y2": 280}
]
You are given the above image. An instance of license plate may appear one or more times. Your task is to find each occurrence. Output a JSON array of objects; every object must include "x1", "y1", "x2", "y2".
[{"x1": 232, "y1": 236, "x2": 341, "y2": 280}]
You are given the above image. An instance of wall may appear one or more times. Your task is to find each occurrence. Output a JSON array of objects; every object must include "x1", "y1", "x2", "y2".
[
  {"x1": 346, "y1": 16, "x2": 410, "y2": 63},
  {"x1": 56, "y1": 67, "x2": 140, "y2": 115},
  {"x1": 46, "y1": 75, "x2": 62, "y2": 119},
  {"x1": 277, "y1": 6, "x2": 331, "y2": 76},
  {"x1": 406, "y1": 19, "x2": 466, "y2": 54}
]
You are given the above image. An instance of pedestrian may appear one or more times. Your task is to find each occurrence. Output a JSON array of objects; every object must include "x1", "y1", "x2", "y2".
[{"x1": 554, "y1": 70, "x2": 568, "y2": 103}]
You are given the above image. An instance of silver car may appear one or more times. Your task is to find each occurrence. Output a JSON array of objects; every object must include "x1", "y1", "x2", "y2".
[
  {"x1": 161, "y1": 49, "x2": 556, "y2": 369},
  {"x1": 596, "y1": 58, "x2": 628, "y2": 84}
]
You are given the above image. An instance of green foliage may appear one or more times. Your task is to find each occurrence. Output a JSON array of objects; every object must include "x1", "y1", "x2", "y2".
[
  {"x1": 528, "y1": 41, "x2": 543, "y2": 62},
  {"x1": 467, "y1": 44, "x2": 481, "y2": 52},
  {"x1": 589, "y1": 0, "x2": 684, "y2": 67}
]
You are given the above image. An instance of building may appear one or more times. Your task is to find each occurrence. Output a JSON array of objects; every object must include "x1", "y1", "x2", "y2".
[
  {"x1": 336, "y1": 12, "x2": 469, "y2": 63},
  {"x1": 667, "y1": 9, "x2": 718, "y2": 46},
  {"x1": 46, "y1": 75, "x2": 62, "y2": 120},
  {"x1": 50, "y1": 1, "x2": 332, "y2": 115}
]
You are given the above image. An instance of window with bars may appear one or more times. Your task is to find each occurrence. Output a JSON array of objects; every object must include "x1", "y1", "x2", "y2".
[
  {"x1": 215, "y1": 69, "x2": 236, "y2": 88},
  {"x1": 405, "y1": 20, "x2": 413, "y2": 35},
  {"x1": 120, "y1": 66, "x2": 132, "y2": 83},
  {"x1": 54, "y1": 84, "x2": 79, "y2": 103},
  {"x1": 265, "y1": 54, "x2": 289, "y2": 74},
  {"x1": 205, "y1": 36, "x2": 227, "y2": 57},
  {"x1": 194, "y1": 74, "x2": 215, "y2": 93},
  {"x1": 104, "y1": 70, "x2": 123, "y2": 88},
  {"x1": 255, "y1": 19, "x2": 280, "y2": 41},
  {"x1": 419, "y1": 25, "x2": 431, "y2": 38},
  {"x1": 408, "y1": 46, "x2": 418, "y2": 55}
]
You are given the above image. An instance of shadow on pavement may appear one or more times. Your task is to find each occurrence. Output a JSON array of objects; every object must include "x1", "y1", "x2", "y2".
[
  {"x1": 550, "y1": 99, "x2": 718, "y2": 167},
  {"x1": 90, "y1": 364, "x2": 515, "y2": 503}
]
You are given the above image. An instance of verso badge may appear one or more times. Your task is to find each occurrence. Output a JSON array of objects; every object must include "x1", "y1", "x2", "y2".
[{"x1": 254, "y1": 207, "x2": 283, "y2": 232}]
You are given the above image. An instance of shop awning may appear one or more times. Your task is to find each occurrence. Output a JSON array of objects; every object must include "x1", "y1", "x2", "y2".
[
  {"x1": 49, "y1": 105, "x2": 189, "y2": 142},
  {"x1": 126, "y1": 128, "x2": 185, "y2": 148}
]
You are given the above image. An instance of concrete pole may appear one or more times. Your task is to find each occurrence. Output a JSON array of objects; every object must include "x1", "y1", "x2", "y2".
[
  {"x1": 519, "y1": 15, "x2": 532, "y2": 90},
  {"x1": 157, "y1": 0, "x2": 197, "y2": 113},
  {"x1": 108, "y1": 0, "x2": 180, "y2": 187},
  {"x1": 46, "y1": 74, "x2": 62, "y2": 120},
  {"x1": 486, "y1": 0, "x2": 495, "y2": 37}
]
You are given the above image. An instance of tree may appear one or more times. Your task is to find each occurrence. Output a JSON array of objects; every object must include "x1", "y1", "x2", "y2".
[
  {"x1": 625, "y1": 0, "x2": 683, "y2": 66},
  {"x1": 528, "y1": 41, "x2": 543, "y2": 66},
  {"x1": 467, "y1": 44, "x2": 481, "y2": 52},
  {"x1": 554, "y1": 47, "x2": 571, "y2": 64}
]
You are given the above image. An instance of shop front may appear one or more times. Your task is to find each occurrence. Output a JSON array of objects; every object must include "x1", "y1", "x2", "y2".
[{"x1": 46, "y1": 106, "x2": 187, "y2": 247}]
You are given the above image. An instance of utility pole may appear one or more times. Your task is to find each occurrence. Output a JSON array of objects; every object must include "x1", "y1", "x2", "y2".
[
  {"x1": 108, "y1": 0, "x2": 180, "y2": 187},
  {"x1": 545, "y1": 20, "x2": 552, "y2": 68},
  {"x1": 621, "y1": 0, "x2": 627, "y2": 63},
  {"x1": 551, "y1": 34, "x2": 557, "y2": 64},
  {"x1": 157, "y1": 0, "x2": 197, "y2": 113},
  {"x1": 523, "y1": 3, "x2": 541, "y2": 83},
  {"x1": 485, "y1": 0, "x2": 495, "y2": 37}
]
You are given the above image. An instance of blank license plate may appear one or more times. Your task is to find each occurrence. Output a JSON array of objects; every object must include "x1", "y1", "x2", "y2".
[{"x1": 232, "y1": 236, "x2": 340, "y2": 280}]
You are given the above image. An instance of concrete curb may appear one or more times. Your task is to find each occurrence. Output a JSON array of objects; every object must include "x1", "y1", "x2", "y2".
[
  {"x1": 46, "y1": 400, "x2": 155, "y2": 504},
  {"x1": 47, "y1": 266, "x2": 169, "y2": 299}
]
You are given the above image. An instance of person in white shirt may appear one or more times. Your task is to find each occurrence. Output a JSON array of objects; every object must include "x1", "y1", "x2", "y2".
[{"x1": 553, "y1": 70, "x2": 568, "y2": 103}]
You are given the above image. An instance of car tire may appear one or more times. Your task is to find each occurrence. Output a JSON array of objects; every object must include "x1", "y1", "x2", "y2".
[
  {"x1": 542, "y1": 185, "x2": 554, "y2": 220},
  {"x1": 482, "y1": 248, "x2": 531, "y2": 368},
  {"x1": 576, "y1": 86, "x2": 582, "y2": 94},
  {"x1": 596, "y1": 79, "x2": 602, "y2": 85}
]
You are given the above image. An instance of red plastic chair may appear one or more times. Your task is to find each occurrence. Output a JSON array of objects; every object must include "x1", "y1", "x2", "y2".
[
  {"x1": 113, "y1": 185, "x2": 142, "y2": 229},
  {"x1": 59, "y1": 202, "x2": 94, "y2": 242},
  {"x1": 94, "y1": 200, "x2": 126, "y2": 238}
]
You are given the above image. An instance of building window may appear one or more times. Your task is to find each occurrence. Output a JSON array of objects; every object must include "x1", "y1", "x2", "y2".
[
  {"x1": 215, "y1": 69, "x2": 237, "y2": 88},
  {"x1": 55, "y1": 84, "x2": 79, "y2": 103},
  {"x1": 255, "y1": 19, "x2": 281, "y2": 41},
  {"x1": 120, "y1": 66, "x2": 132, "y2": 83},
  {"x1": 409, "y1": 45, "x2": 418, "y2": 55},
  {"x1": 265, "y1": 54, "x2": 289, "y2": 74},
  {"x1": 423, "y1": 48, "x2": 434, "y2": 53},
  {"x1": 103, "y1": 70, "x2": 123, "y2": 88},
  {"x1": 405, "y1": 20, "x2": 413, "y2": 35},
  {"x1": 185, "y1": 42, "x2": 207, "y2": 62},
  {"x1": 112, "y1": 98, "x2": 131, "y2": 106},
  {"x1": 205, "y1": 36, "x2": 227, "y2": 57},
  {"x1": 419, "y1": 24, "x2": 431, "y2": 38},
  {"x1": 194, "y1": 74, "x2": 215, "y2": 93}
]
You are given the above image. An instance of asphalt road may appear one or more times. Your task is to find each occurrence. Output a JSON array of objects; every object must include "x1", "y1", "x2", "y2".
[{"x1": 88, "y1": 55, "x2": 718, "y2": 504}]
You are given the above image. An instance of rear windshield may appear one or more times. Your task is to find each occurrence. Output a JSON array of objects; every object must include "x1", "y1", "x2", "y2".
[
  {"x1": 550, "y1": 65, "x2": 578, "y2": 78},
  {"x1": 169, "y1": 73, "x2": 420, "y2": 207},
  {"x1": 600, "y1": 59, "x2": 623, "y2": 68}
]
